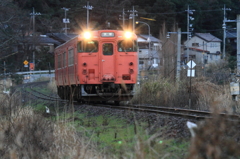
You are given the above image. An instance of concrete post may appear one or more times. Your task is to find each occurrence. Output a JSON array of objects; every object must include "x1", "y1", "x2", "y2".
[{"x1": 176, "y1": 28, "x2": 181, "y2": 80}]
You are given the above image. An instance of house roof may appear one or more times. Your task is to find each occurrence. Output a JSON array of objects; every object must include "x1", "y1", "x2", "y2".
[
  {"x1": 195, "y1": 33, "x2": 222, "y2": 42},
  {"x1": 137, "y1": 36, "x2": 147, "y2": 42},
  {"x1": 18, "y1": 35, "x2": 61, "y2": 45},
  {"x1": 138, "y1": 34, "x2": 160, "y2": 43},
  {"x1": 38, "y1": 35, "x2": 61, "y2": 45},
  {"x1": 46, "y1": 33, "x2": 78, "y2": 44}
]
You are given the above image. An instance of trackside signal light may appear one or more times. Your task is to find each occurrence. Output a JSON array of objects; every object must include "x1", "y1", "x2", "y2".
[
  {"x1": 124, "y1": 31, "x2": 132, "y2": 39},
  {"x1": 83, "y1": 32, "x2": 91, "y2": 39}
]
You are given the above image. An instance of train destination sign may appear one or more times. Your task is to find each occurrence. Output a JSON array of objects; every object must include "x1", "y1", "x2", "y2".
[{"x1": 101, "y1": 32, "x2": 115, "y2": 37}]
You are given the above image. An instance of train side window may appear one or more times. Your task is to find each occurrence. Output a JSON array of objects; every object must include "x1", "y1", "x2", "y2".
[
  {"x1": 77, "y1": 41, "x2": 83, "y2": 52},
  {"x1": 103, "y1": 43, "x2": 113, "y2": 55},
  {"x1": 57, "y1": 54, "x2": 61, "y2": 68},
  {"x1": 68, "y1": 49, "x2": 74, "y2": 66},
  {"x1": 118, "y1": 40, "x2": 137, "y2": 52},
  {"x1": 63, "y1": 52, "x2": 66, "y2": 67}
]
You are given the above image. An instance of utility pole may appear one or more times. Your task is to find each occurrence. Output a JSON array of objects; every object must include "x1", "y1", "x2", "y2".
[
  {"x1": 62, "y1": 7, "x2": 70, "y2": 35},
  {"x1": 176, "y1": 28, "x2": 181, "y2": 80},
  {"x1": 185, "y1": 5, "x2": 195, "y2": 62},
  {"x1": 237, "y1": 15, "x2": 240, "y2": 75},
  {"x1": 128, "y1": 6, "x2": 138, "y2": 32},
  {"x1": 222, "y1": 4, "x2": 231, "y2": 59},
  {"x1": 83, "y1": 1, "x2": 93, "y2": 30},
  {"x1": 223, "y1": 10, "x2": 238, "y2": 71},
  {"x1": 119, "y1": 8, "x2": 126, "y2": 29},
  {"x1": 30, "y1": 8, "x2": 41, "y2": 71},
  {"x1": 167, "y1": 28, "x2": 190, "y2": 80},
  {"x1": 3, "y1": 61, "x2": 6, "y2": 92}
]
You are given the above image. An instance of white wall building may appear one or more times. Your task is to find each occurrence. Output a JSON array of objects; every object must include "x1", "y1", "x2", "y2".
[
  {"x1": 137, "y1": 34, "x2": 161, "y2": 71},
  {"x1": 184, "y1": 33, "x2": 222, "y2": 64}
]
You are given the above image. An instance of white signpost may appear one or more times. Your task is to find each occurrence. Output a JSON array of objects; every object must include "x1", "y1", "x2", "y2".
[
  {"x1": 187, "y1": 60, "x2": 196, "y2": 77},
  {"x1": 186, "y1": 60, "x2": 196, "y2": 109}
]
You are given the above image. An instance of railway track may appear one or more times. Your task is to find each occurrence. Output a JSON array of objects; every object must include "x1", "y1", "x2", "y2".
[
  {"x1": 20, "y1": 81, "x2": 240, "y2": 121},
  {"x1": 93, "y1": 104, "x2": 240, "y2": 120},
  {"x1": 20, "y1": 81, "x2": 64, "y2": 102}
]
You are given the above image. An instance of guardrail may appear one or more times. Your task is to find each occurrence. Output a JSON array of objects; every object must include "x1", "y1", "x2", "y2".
[{"x1": 15, "y1": 70, "x2": 55, "y2": 75}]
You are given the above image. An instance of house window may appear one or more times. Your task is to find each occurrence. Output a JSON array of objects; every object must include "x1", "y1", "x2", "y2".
[
  {"x1": 139, "y1": 61, "x2": 144, "y2": 64},
  {"x1": 189, "y1": 55, "x2": 196, "y2": 60},
  {"x1": 192, "y1": 43, "x2": 199, "y2": 47}
]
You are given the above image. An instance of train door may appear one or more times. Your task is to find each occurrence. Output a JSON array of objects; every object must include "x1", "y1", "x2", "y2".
[{"x1": 101, "y1": 43, "x2": 115, "y2": 81}]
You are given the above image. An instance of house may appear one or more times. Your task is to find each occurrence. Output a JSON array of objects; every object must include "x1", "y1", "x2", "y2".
[
  {"x1": 137, "y1": 34, "x2": 161, "y2": 71},
  {"x1": 184, "y1": 33, "x2": 222, "y2": 64},
  {"x1": 14, "y1": 34, "x2": 62, "y2": 54}
]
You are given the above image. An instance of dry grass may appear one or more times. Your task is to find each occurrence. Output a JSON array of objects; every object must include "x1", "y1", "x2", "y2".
[
  {"x1": 187, "y1": 110, "x2": 240, "y2": 159},
  {"x1": 47, "y1": 79, "x2": 57, "y2": 93},
  {"x1": 0, "y1": 91, "x2": 109, "y2": 159},
  {"x1": 0, "y1": 78, "x2": 12, "y2": 90},
  {"x1": 0, "y1": 61, "x2": 237, "y2": 158},
  {"x1": 132, "y1": 76, "x2": 236, "y2": 112}
]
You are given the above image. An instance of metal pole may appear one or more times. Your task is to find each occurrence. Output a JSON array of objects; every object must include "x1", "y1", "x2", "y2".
[
  {"x1": 30, "y1": 8, "x2": 41, "y2": 71},
  {"x1": 223, "y1": 4, "x2": 226, "y2": 59},
  {"x1": 3, "y1": 61, "x2": 6, "y2": 92},
  {"x1": 64, "y1": 9, "x2": 67, "y2": 34},
  {"x1": 123, "y1": 8, "x2": 125, "y2": 28},
  {"x1": 87, "y1": 1, "x2": 89, "y2": 29},
  {"x1": 187, "y1": 5, "x2": 190, "y2": 62},
  {"x1": 146, "y1": 23, "x2": 150, "y2": 59},
  {"x1": 237, "y1": 14, "x2": 240, "y2": 74},
  {"x1": 133, "y1": 6, "x2": 135, "y2": 32},
  {"x1": 83, "y1": 1, "x2": 93, "y2": 30},
  {"x1": 189, "y1": 60, "x2": 192, "y2": 108},
  {"x1": 33, "y1": 7, "x2": 35, "y2": 71},
  {"x1": 176, "y1": 28, "x2": 181, "y2": 80}
]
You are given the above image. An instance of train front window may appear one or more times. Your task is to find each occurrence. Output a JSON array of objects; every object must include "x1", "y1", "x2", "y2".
[
  {"x1": 103, "y1": 43, "x2": 113, "y2": 55},
  {"x1": 118, "y1": 40, "x2": 137, "y2": 52},
  {"x1": 77, "y1": 41, "x2": 98, "y2": 53}
]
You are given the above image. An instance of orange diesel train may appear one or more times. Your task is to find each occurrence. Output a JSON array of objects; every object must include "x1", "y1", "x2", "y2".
[{"x1": 54, "y1": 30, "x2": 138, "y2": 104}]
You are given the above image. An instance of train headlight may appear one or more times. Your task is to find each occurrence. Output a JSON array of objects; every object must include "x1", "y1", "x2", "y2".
[
  {"x1": 124, "y1": 31, "x2": 132, "y2": 39},
  {"x1": 83, "y1": 32, "x2": 91, "y2": 39}
]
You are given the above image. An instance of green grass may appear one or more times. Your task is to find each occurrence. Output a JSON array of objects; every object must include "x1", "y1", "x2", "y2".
[
  {"x1": 28, "y1": 82, "x2": 190, "y2": 158},
  {"x1": 65, "y1": 112, "x2": 189, "y2": 158},
  {"x1": 34, "y1": 103, "x2": 47, "y2": 112}
]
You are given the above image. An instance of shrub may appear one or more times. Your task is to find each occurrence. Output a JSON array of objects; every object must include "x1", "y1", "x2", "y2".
[{"x1": 132, "y1": 76, "x2": 234, "y2": 111}]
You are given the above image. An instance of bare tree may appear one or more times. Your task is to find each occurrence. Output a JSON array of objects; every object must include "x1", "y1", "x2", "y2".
[
  {"x1": 0, "y1": 0, "x2": 32, "y2": 71},
  {"x1": 159, "y1": 22, "x2": 177, "y2": 80}
]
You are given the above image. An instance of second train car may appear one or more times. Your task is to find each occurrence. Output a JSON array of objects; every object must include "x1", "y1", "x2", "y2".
[{"x1": 54, "y1": 30, "x2": 138, "y2": 104}]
